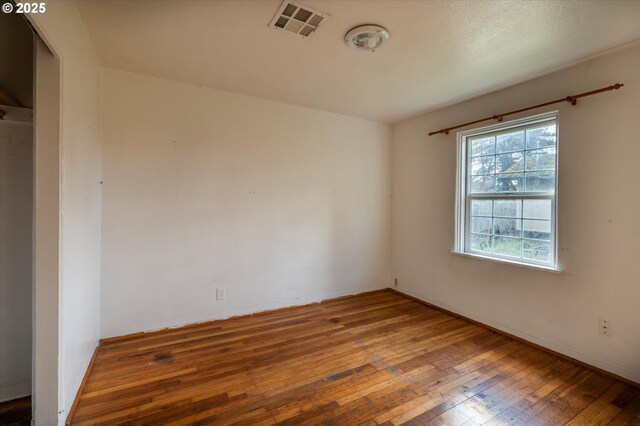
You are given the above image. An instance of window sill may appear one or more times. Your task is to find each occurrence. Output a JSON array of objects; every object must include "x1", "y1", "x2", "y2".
[{"x1": 451, "y1": 250, "x2": 562, "y2": 273}]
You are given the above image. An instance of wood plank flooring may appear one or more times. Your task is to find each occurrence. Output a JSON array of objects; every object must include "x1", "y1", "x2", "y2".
[
  {"x1": 70, "y1": 290, "x2": 640, "y2": 425},
  {"x1": 0, "y1": 397, "x2": 31, "y2": 426}
]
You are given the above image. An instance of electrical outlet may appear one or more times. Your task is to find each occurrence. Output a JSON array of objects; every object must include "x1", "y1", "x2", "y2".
[
  {"x1": 394, "y1": 278, "x2": 398, "y2": 287},
  {"x1": 599, "y1": 318, "x2": 610, "y2": 336},
  {"x1": 216, "y1": 287, "x2": 226, "y2": 301}
]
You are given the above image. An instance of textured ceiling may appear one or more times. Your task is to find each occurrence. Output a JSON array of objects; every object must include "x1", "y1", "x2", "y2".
[{"x1": 77, "y1": 0, "x2": 640, "y2": 123}]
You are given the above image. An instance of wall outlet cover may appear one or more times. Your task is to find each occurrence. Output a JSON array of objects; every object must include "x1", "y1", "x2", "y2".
[
  {"x1": 216, "y1": 287, "x2": 226, "y2": 300},
  {"x1": 599, "y1": 318, "x2": 609, "y2": 336}
]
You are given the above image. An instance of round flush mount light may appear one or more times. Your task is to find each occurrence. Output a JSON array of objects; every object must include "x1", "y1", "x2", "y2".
[{"x1": 344, "y1": 25, "x2": 390, "y2": 52}]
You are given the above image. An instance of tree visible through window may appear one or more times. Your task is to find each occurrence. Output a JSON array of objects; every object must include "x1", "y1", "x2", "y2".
[{"x1": 455, "y1": 113, "x2": 558, "y2": 268}]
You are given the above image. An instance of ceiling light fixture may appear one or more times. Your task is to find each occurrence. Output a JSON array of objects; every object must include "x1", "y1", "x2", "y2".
[{"x1": 344, "y1": 25, "x2": 389, "y2": 52}]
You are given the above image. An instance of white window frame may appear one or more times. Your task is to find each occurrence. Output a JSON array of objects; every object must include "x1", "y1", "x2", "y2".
[{"x1": 454, "y1": 111, "x2": 559, "y2": 270}]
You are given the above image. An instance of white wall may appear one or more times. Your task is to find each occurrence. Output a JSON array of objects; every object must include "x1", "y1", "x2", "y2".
[
  {"x1": 100, "y1": 68, "x2": 391, "y2": 337},
  {"x1": 27, "y1": 1, "x2": 102, "y2": 423},
  {"x1": 0, "y1": 110, "x2": 32, "y2": 402},
  {"x1": 391, "y1": 43, "x2": 640, "y2": 383}
]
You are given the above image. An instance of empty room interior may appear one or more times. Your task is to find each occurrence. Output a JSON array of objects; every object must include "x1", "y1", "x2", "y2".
[{"x1": 1, "y1": 0, "x2": 640, "y2": 425}]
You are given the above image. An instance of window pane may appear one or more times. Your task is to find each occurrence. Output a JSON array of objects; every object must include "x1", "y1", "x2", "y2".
[
  {"x1": 493, "y1": 236, "x2": 521, "y2": 257},
  {"x1": 523, "y1": 219, "x2": 551, "y2": 241},
  {"x1": 526, "y1": 125, "x2": 556, "y2": 149},
  {"x1": 470, "y1": 175, "x2": 495, "y2": 193},
  {"x1": 462, "y1": 117, "x2": 556, "y2": 267},
  {"x1": 523, "y1": 199, "x2": 551, "y2": 220},
  {"x1": 496, "y1": 151, "x2": 524, "y2": 173},
  {"x1": 525, "y1": 171, "x2": 555, "y2": 192},
  {"x1": 470, "y1": 234, "x2": 492, "y2": 253},
  {"x1": 493, "y1": 218, "x2": 521, "y2": 237},
  {"x1": 471, "y1": 155, "x2": 495, "y2": 175},
  {"x1": 471, "y1": 136, "x2": 495, "y2": 157},
  {"x1": 496, "y1": 131, "x2": 525, "y2": 153},
  {"x1": 523, "y1": 239, "x2": 551, "y2": 261},
  {"x1": 525, "y1": 147, "x2": 556, "y2": 171},
  {"x1": 494, "y1": 200, "x2": 522, "y2": 218},
  {"x1": 471, "y1": 200, "x2": 493, "y2": 216},
  {"x1": 471, "y1": 216, "x2": 492, "y2": 234},
  {"x1": 495, "y1": 173, "x2": 523, "y2": 192}
]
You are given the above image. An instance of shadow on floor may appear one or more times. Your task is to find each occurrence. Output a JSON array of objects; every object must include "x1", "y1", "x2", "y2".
[{"x1": 0, "y1": 397, "x2": 31, "y2": 426}]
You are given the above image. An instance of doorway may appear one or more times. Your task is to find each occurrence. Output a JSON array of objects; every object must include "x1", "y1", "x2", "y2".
[
  {"x1": 1, "y1": 8, "x2": 61, "y2": 425},
  {"x1": 0, "y1": 7, "x2": 34, "y2": 425}
]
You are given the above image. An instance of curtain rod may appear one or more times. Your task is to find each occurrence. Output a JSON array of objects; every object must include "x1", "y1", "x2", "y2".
[{"x1": 427, "y1": 83, "x2": 624, "y2": 136}]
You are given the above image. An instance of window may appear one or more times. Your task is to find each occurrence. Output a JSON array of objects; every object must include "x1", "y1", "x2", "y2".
[{"x1": 454, "y1": 112, "x2": 558, "y2": 269}]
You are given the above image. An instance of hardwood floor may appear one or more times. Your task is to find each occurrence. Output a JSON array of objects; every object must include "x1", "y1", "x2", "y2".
[
  {"x1": 0, "y1": 397, "x2": 31, "y2": 426},
  {"x1": 69, "y1": 290, "x2": 640, "y2": 425}
]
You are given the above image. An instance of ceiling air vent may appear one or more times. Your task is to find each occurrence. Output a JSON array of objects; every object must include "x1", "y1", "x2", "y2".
[{"x1": 269, "y1": 1, "x2": 330, "y2": 38}]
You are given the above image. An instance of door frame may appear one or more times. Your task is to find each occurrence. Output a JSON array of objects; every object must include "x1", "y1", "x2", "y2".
[{"x1": 29, "y1": 20, "x2": 62, "y2": 425}]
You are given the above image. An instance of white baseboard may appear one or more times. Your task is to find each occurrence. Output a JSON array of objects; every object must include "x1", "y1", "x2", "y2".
[
  {"x1": 101, "y1": 285, "x2": 387, "y2": 339},
  {"x1": 0, "y1": 381, "x2": 31, "y2": 403},
  {"x1": 393, "y1": 286, "x2": 640, "y2": 385}
]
